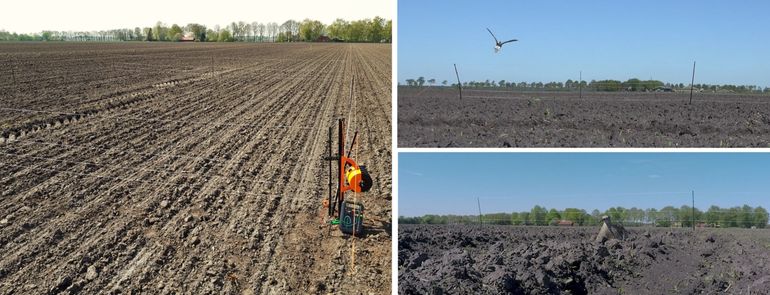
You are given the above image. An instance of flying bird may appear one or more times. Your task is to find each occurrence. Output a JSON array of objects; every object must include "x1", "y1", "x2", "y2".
[{"x1": 487, "y1": 28, "x2": 518, "y2": 53}]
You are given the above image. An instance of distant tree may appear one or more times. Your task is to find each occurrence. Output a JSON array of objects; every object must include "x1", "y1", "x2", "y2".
[
  {"x1": 263, "y1": 22, "x2": 275, "y2": 42},
  {"x1": 134, "y1": 27, "x2": 143, "y2": 41},
  {"x1": 740, "y1": 205, "x2": 754, "y2": 228},
  {"x1": 428, "y1": 78, "x2": 436, "y2": 86},
  {"x1": 624, "y1": 78, "x2": 642, "y2": 91},
  {"x1": 218, "y1": 29, "x2": 233, "y2": 42},
  {"x1": 484, "y1": 213, "x2": 512, "y2": 225},
  {"x1": 256, "y1": 23, "x2": 265, "y2": 42},
  {"x1": 186, "y1": 23, "x2": 207, "y2": 42},
  {"x1": 243, "y1": 22, "x2": 252, "y2": 41},
  {"x1": 606, "y1": 207, "x2": 627, "y2": 223},
  {"x1": 370, "y1": 16, "x2": 385, "y2": 42},
  {"x1": 279, "y1": 20, "x2": 300, "y2": 42},
  {"x1": 327, "y1": 19, "x2": 349, "y2": 40},
  {"x1": 510, "y1": 212, "x2": 521, "y2": 225},
  {"x1": 348, "y1": 19, "x2": 368, "y2": 41},
  {"x1": 658, "y1": 206, "x2": 678, "y2": 227},
  {"x1": 531, "y1": 205, "x2": 547, "y2": 226},
  {"x1": 520, "y1": 212, "x2": 531, "y2": 225},
  {"x1": 592, "y1": 80, "x2": 623, "y2": 91},
  {"x1": 405, "y1": 79, "x2": 415, "y2": 86},
  {"x1": 679, "y1": 205, "x2": 694, "y2": 227},
  {"x1": 442, "y1": 80, "x2": 448, "y2": 86},
  {"x1": 41, "y1": 31, "x2": 53, "y2": 41},
  {"x1": 563, "y1": 208, "x2": 585, "y2": 225},
  {"x1": 168, "y1": 24, "x2": 183, "y2": 41},
  {"x1": 705, "y1": 206, "x2": 721, "y2": 226},
  {"x1": 546, "y1": 209, "x2": 561, "y2": 225},
  {"x1": 645, "y1": 208, "x2": 658, "y2": 225},
  {"x1": 145, "y1": 28, "x2": 153, "y2": 41},
  {"x1": 565, "y1": 79, "x2": 574, "y2": 88},
  {"x1": 754, "y1": 206, "x2": 769, "y2": 228},
  {"x1": 276, "y1": 32, "x2": 289, "y2": 42},
  {"x1": 289, "y1": 20, "x2": 300, "y2": 41},
  {"x1": 206, "y1": 28, "x2": 218, "y2": 42},
  {"x1": 383, "y1": 19, "x2": 392, "y2": 42},
  {"x1": 300, "y1": 19, "x2": 325, "y2": 41},
  {"x1": 627, "y1": 207, "x2": 645, "y2": 226},
  {"x1": 153, "y1": 21, "x2": 168, "y2": 41},
  {"x1": 417, "y1": 77, "x2": 425, "y2": 86},
  {"x1": 229, "y1": 22, "x2": 239, "y2": 41}
]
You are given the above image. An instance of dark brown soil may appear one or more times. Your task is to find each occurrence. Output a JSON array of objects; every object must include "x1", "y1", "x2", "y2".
[
  {"x1": 398, "y1": 87, "x2": 770, "y2": 147},
  {"x1": 0, "y1": 42, "x2": 392, "y2": 294},
  {"x1": 399, "y1": 224, "x2": 770, "y2": 294}
]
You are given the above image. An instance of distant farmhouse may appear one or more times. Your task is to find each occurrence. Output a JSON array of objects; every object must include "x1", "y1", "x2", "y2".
[{"x1": 180, "y1": 32, "x2": 195, "y2": 42}]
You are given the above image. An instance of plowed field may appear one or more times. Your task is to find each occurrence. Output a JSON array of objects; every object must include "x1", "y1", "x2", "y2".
[
  {"x1": 398, "y1": 87, "x2": 770, "y2": 147},
  {"x1": 399, "y1": 225, "x2": 770, "y2": 294},
  {"x1": 0, "y1": 42, "x2": 391, "y2": 294}
]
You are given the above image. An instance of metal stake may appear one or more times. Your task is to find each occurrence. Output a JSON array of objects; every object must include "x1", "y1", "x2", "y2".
[
  {"x1": 692, "y1": 190, "x2": 695, "y2": 230},
  {"x1": 477, "y1": 197, "x2": 482, "y2": 225},
  {"x1": 579, "y1": 70, "x2": 582, "y2": 99},
  {"x1": 454, "y1": 64, "x2": 462, "y2": 101},
  {"x1": 689, "y1": 61, "x2": 696, "y2": 104}
]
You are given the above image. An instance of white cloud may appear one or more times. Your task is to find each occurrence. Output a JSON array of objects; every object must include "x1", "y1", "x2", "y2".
[{"x1": 403, "y1": 170, "x2": 424, "y2": 177}]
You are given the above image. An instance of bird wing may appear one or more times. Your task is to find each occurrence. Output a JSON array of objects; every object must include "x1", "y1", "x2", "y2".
[
  {"x1": 486, "y1": 28, "x2": 499, "y2": 43},
  {"x1": 500, "y1": 39, "x2": 518, "y2": 45}
]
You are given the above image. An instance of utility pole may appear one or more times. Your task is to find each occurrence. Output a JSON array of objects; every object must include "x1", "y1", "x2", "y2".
[{"x1": 689, "y1": 61, "x2": 696, "y2": 104}]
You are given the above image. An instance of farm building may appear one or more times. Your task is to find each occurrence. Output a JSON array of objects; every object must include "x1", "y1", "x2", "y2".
[
  {"x1": 180, "y1": 32, "x2": 195, "y2": 42},
  {"x1": 557, "y1": 220, "x2": 575, "y2": 226},
  {"x1": 315, "y1": 35, "x2": 331, "y2": 42}
]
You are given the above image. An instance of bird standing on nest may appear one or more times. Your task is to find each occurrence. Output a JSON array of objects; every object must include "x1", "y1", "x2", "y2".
[{"x1": 487, "y1": 28, "x2": 518, "y2": 53}]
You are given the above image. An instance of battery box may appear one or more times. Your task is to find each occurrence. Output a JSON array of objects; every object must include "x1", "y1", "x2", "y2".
[{"x1": 340, "y1": 201, "x2": 364, "y2": 236}]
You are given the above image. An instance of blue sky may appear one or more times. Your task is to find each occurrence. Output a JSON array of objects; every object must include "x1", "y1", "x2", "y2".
[
  {"x1": 398, "y1": 153, "x2": 770, "y2": 217},
  {"x1": 398, "y1": 0, "x2": 770, "y2": 87}
]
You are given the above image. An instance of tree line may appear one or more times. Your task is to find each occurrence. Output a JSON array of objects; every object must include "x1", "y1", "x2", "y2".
[
  {"x1": 401, "y1": 77, "x2": 770, "y2": 94},
  {"x1": 399, "y1": 204, "x2": 770, "y2": 229},
  {"x1": 0, "y1": 17, "x2": 391, "y2": 43}
]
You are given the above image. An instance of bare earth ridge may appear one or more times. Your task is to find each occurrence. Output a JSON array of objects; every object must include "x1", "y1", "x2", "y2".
[{"x1": 0, "y1": 42, "x2": 391, "y2": 294}]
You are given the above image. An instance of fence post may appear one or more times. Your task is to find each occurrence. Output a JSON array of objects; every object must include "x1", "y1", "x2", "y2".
[
  {"x1": 692, "y1": 190, "x2": 695, "y2": 230},
  {"x1": 477, "y1": 197, "x2": 482, "y2": 225},
  {"x1": 454, "y1": 63, "x2": 462, "y2": 101},
  {"x1": 579, "y1": 70, "x2": 582, "y2": 99},
  {"x1": 689, "y1": 61, "x2": 696, "y2": 104}
]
